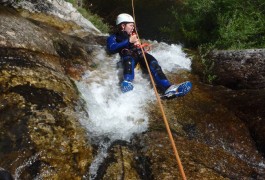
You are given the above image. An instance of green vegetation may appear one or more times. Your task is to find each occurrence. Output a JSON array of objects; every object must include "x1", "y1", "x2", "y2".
[
  {"x1": 65, "y1": 0, "x2": 110, "y2": 33},
  {"x1": 77, "y1": 7, "x2": 110, "y2": 33},
  {"x1": 160, "y1": 0, "x2": 265, "y2": 83},
  {"x1": 65, "y1": 0, "x2": 75, "y2": 5},
  {"x1": 162, "y1": 0, "x2": 265, "y2": 50},
  {"x1": 198, "y1": 44, "x2": 217, "y2": 84}
]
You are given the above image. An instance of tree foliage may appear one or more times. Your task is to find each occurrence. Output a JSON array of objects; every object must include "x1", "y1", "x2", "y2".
[{"x1": 163, "y1": 0, "x2": 265, "y2": 49}]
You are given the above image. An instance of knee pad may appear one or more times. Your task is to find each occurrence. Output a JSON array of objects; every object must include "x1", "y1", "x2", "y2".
[
  {"x1": 149, "y1": 61, "x2": 171, "y2": 91},
  {"x1": 150, "y1": 61, "x2": 167, "y2": 80}
]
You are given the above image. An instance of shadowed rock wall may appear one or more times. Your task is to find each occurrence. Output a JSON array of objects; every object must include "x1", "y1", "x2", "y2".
[{"x1": 210, "y1": 49, "x2": 265, "y2": 89}]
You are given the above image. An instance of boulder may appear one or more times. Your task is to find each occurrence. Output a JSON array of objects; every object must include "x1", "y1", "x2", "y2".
[
  {"x1": 209, "y1": 49, "x2": 265, "y2": 89},
  {"x1": 0, "y1": 6, "x2": 94, "y2": 179}
]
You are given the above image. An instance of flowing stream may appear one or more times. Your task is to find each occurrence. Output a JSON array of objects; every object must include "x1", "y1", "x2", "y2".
[
  {"x1": 3, "y1": 1, "x2": 265, "y2": 179},
  {"x1": 2, "y1": 1, "x2": 191, "y2": 178},
  {"x1": 75, "y1": 42, "x2": 191, "y2": 178}
]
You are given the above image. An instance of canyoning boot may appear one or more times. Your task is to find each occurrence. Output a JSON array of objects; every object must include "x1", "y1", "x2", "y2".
[
  {"x1": 121, "y1": 80, "x2": 134, "y2": 93},
  {"x1": 162, "y1": 81, "x2": 192, "y2": 99}
]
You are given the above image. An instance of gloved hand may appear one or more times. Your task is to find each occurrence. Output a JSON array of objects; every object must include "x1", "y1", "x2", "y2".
[
  {"x1": 129, "y1": 33, "x2": 139, "y2": 44},
  {"x1": 121, "y1": 80, "x2": 134, "y2": 93}
]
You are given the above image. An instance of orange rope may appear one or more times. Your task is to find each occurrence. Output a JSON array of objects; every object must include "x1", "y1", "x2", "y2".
[{"x1": 131, "y1": 1, "x2": 187, "y2": 179}]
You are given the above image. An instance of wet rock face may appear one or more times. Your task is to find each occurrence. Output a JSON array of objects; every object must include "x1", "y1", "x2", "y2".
[
  {"x1": 193, "y1": 49, "x2": 265, "y2": 155},
  {"x1": 91, "y1": 140, "x2": 153, "y2": 180},
  {"x1": 99, "y1": 144, "x2": 141, "y2": 180},
  {"x1": 1, "y1": 3, "x2": 265, "y2": 180},
  {"x1": 12, "y1": 0, "x2": 101, "y2": 36},
  {"x1": 0, "y1": 6, "x2": 102, "y2": 79},
  {"x1": 0, "y1": 168, "x2": 13, "y2": 180},
  {"x1": 206, "y1": 49, "x2": 265, "y2": 155},
  {"x1": 212, "y1": 87, "x2": 265, "y2": 157},
  {"x1": 0, "y1": 48, "x2": 77, "y2": 106},
  {"x1": 0, "y1": 6, "x2": 95, "y2": 179},
  {"x1": 0, "y1": 0, "x2": 15, "y2": 6},
  {"x1": 209, "y1": 49, "x2": 265, "y2": 89},
  {"x1": 0, "y1": 7, "x2": 57, "y2": 55},
  {"x1": 138, "y1": 73, "x2": 265, "y2": 179},
  {"x1": 90, "y1": 73, "x2": 265, "y2": 179}
]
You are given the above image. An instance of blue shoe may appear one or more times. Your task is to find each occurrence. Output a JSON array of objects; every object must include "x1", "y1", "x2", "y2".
[
  {"x1": 164, "y1": 81, "x2": 192, "y2": 98},
  {"x1": 121, "y1": 80, "x2": 134, "y2": 93}
]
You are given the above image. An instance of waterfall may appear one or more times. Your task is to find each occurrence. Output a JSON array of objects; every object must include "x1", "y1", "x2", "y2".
[{"x1": 75, "y1": 42, "x2": 191, "y2": 179}]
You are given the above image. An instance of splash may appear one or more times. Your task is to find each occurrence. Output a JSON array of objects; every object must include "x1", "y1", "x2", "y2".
[
  {"x1": 76, "y1": 43, "x2": 191, "y2": 142},
  {"x1": 75, "y1": 42, "x2": 191, "y2": 179},
  {"x1": 148, "y1": 41, "x2": 191, "y2": 72},
  {"x1": 76, "y1": 49, "x2": 155, "y2": 142}
]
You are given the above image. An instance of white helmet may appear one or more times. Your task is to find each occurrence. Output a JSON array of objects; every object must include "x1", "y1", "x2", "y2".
[{"x1": 116, "y1": 13, "x2": 134, "y2": 25}]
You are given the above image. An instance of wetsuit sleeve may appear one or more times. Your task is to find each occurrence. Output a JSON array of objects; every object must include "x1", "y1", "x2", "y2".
[{"x1": 107, "y1": 35, "x2": 130, "y2": 54}]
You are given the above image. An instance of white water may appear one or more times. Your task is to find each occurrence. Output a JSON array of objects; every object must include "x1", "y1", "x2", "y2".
[
  {"x1": 148, "y1": 41, "x2": 191, "y2": 71},
  {"x1": 75, "y1": 42, "x2": 191, "y2": 179},
  {"x1": 76, "y1": 49, "x2": 154, "y2": 142},
  {"x1": 76, "y1": 42, "x2": 191, "y2": 142},
  {"x1": 13, "y1": 0, "x2": 192, "y2": 143},
  {"x1": 9, "y1": 0, "x2": 193, "y2": 170},
  {"x1": 9, "y1": 1, "x2": 191, "y2": 179}
]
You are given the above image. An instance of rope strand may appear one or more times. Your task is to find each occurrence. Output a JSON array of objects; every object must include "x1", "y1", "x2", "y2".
[{"x1": 131, "y1": 1, "x2": 187, "y2": 179}]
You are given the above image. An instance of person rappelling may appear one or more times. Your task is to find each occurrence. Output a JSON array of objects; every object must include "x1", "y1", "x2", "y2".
[{"x1": 107, "y1": 13, "x2": 192, "y2": 98}]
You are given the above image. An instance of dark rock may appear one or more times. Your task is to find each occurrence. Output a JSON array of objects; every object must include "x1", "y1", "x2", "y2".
[
  {"x1": 209, "y1": 49, "x2": 265, "y2": 89},
  {"x1": 0, "y1": 6, "x2": 94, "y2": 179},
  {"x1": 212, "y1": 87, "x2": 265, "y2": 156},
  {"x1": 206, "y1": 49, "x2": 265, "y2": 156},
  {"x1": 0, "y1": 168, "x2": 13, "y2": 180},
  {"x1": 140, "y1": 74, "x2": 265, "y2": 179},
  {"x1": 99, "y1": 144, "x2": 140, "y2": 180},
  {"x1": 0, "y1": 0, "x2": 14, "y2": 6}
]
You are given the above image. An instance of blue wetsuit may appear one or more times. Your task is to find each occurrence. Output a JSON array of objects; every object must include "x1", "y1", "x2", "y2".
[{"x1": 107, "y1": 31, "x2": 171, "y2": 92}]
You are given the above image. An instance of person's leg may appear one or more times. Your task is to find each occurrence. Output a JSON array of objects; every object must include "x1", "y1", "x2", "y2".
[
  {"x1": 121, "y1": 55, "x2": 135, "y2": 92},
  {"x1": 140, "y1": 53, "x2": 171, "y2": 92},
  {"x1": 139, "y1": 53, "x2": 192, "y2": 97}
]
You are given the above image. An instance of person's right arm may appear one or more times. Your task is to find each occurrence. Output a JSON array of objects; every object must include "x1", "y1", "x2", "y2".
[{"x1": 107, "y1": 35, "x2": 130, "y2": 54}]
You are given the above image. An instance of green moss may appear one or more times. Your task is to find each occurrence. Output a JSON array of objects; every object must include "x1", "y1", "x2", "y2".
[
  {"x1": 77, "y1": 7, "x2": 110, "y2": 33},
  {"x1": 65, "y1": 0, "x2": 76, "y2": 5},
  {"x1": 65, "y1": 0, "x2": 110, "y2": 33}
]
